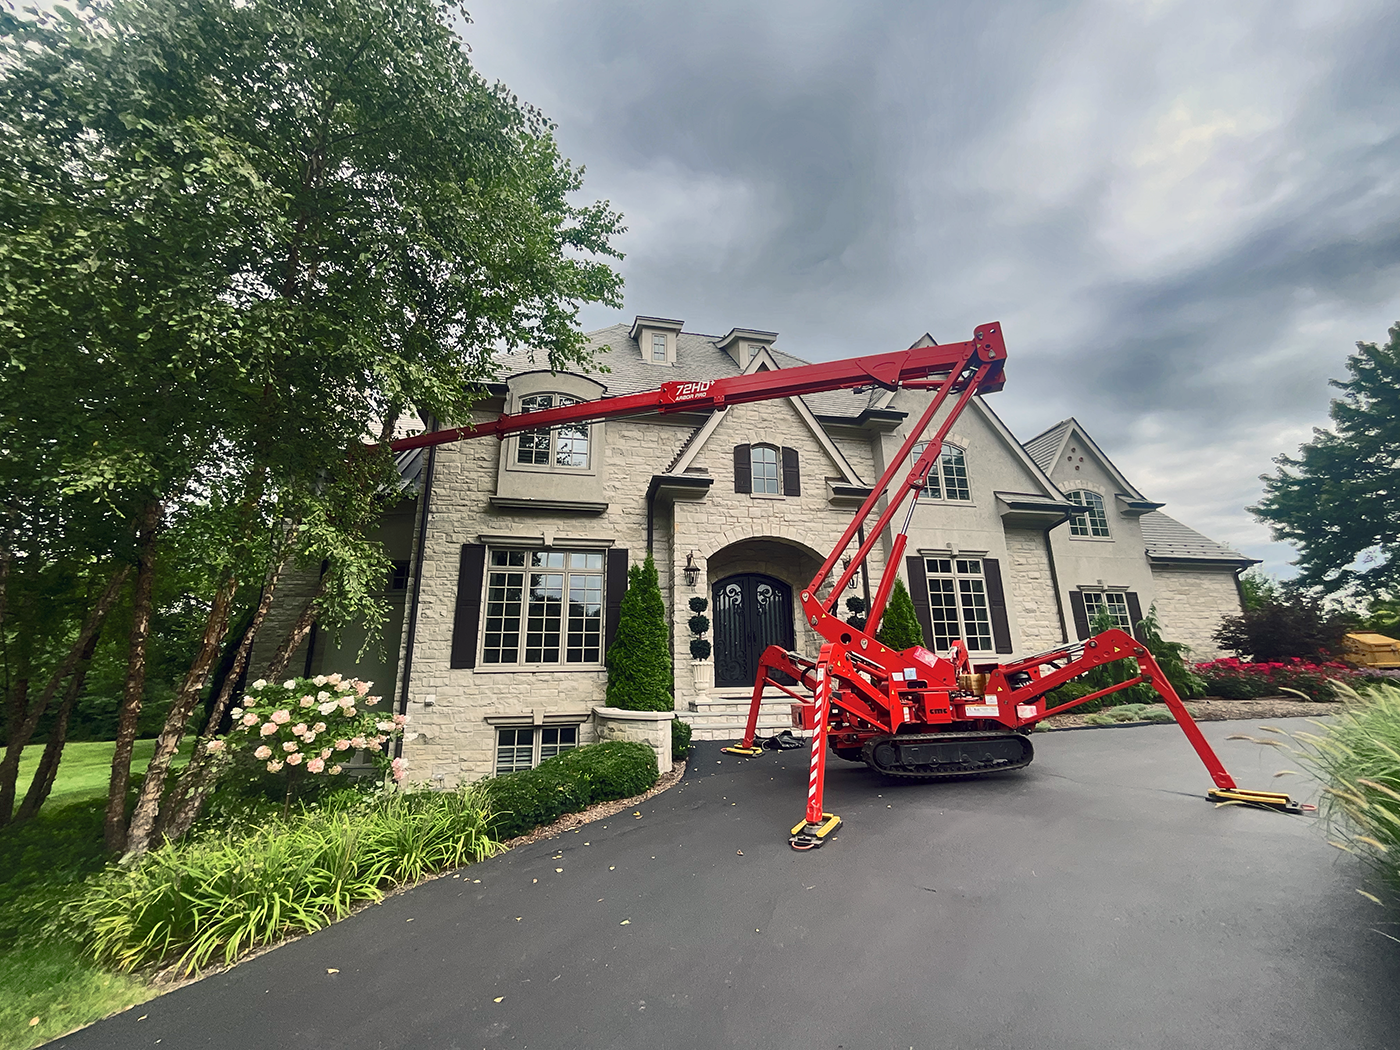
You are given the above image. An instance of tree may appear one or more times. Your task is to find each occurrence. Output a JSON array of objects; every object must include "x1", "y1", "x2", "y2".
[
  {"x1": 0, "y1": 0, "x2": 623, "y2": 851},
  {"x1": 1213, "y1": 591, "x2": 1356, "y2": 662},
  {"x1": 875, "y1": 579, "x2": 924, "y2": 651},
  {"x1": 606, "y1": 555, "x2": 673, "y2": 712},
  {"x1": 1253, "y1": 324, "x2": 1400, "y2": 598}
]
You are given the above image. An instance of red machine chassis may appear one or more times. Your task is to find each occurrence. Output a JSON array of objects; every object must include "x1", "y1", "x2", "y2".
[{"x1": 389, "y1": 323, "x2": 1301, "y2": 849}]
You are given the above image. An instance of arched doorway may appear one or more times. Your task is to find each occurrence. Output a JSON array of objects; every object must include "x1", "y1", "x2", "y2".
[{"x1": 712, "y1": 574, "x2": 795, "y2": 687}]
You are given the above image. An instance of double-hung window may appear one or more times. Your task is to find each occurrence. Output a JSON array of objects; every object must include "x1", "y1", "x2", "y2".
[
  {"x1": 922, "y1": 557, "x2": 993, "y2": 652},
  {"x1": 482, "y1": 550, "x2": 606, "y2": 665},
  {"x1": 495, "y1": 725, "x2": 579, "y2": 774},
  {"x1": 517, "y1": 393, "x2": 589, "y2": 469},
  {"x1": 1066, "y1": 490, "x2": 1110, "y2": 537},
  {"x1": 911, "y1": 442, "x2": 971, "y2": 501},
  {"x1": 1082, "y1": 590, "x2": 1131, "y2": 631},
  {"x1": 651, "y1": 333, "x2": 668, "y2": 362}
]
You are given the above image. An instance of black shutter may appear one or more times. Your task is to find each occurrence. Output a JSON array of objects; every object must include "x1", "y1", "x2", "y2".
[
  {"x1": 733, "y1": 444, "x2": 751, "y2": 493},
  {"x1": 1069, "y1": 590, "x2": 1090, "y2": 640},
  {"x1": 450, "y1": 544, "x2": 487, "y2": 669},
  {"x1": 1125, "y1": 592, "x2": 1145, "y2": 642},
  {"x1": 982, "y1": 558, "x2": 1013, "y2": 654},
  {"x1": 905, "y1": 555, "x2": 934, "y2": 649},
  {"x1": 781, "y1": 446, "x2": 801, "y2": 497},
  {"x1": 604, "y1": 548, "x2": 630, "y2": 653}
]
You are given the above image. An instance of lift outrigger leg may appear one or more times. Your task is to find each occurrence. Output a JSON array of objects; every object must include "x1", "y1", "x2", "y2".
[{"x1": 789, "y1": 643, "x2": 843, "y2": 850}]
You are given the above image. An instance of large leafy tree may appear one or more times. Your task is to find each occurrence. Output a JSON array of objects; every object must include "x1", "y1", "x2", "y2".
[
  {"x1": 1253, "y1": 324, "x2": 1400, "y2": 599},
  {"x1": 0, "y1": 0, "x2": 623, "y2": 851}
]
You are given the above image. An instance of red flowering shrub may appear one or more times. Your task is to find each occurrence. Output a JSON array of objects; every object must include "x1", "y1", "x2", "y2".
[{"x1": 1193, "y1": 657, "x2": 1375, "y2": 701}]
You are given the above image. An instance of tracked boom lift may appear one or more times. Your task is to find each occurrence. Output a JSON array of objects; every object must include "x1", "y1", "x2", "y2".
[{"x1": 390, "y1": 323, "x2": 1301, "y2": 850}]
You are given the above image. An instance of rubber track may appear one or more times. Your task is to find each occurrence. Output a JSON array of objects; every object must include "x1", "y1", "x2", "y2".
[{"x1": 861, "y1": 731, "x2": 1035, "y2": 780}]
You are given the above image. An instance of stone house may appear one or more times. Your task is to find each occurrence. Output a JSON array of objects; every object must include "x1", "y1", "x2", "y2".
[{"x1": 250, "y1": 317, "x2": 1255, "y2": 785}]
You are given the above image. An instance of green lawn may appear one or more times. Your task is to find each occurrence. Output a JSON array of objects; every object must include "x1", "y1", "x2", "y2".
[{"x1": 16, "y1": 738, "x2": 191, "y2": 811}]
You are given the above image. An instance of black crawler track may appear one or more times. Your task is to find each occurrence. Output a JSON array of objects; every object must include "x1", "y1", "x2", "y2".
[{"x1": 860, "y1": 730, "x2": 1035, "y2": 779}]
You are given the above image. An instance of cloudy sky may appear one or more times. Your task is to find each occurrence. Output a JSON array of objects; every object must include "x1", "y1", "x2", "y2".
[{"x1": 458, "y1": 0, "x2": 1400, "y2": 578}]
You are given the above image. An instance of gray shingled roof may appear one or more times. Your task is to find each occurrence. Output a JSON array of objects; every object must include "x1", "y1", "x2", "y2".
[
  {"x1": 1023, "y1": 419, "x2": 1071, "y2": 472},
  {"x1": 1140, "y1": 510, "x2": 1256, "y2": 565},
  {"x1": 494, "y1": 324, "x2": 872, "y2": 418}
]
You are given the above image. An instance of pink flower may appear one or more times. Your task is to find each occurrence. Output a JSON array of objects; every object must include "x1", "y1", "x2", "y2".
[
  {"x1": 270, "y1": 710, "x2": 291, "y2": 725},
  {"x1": 354, "y1": 681, "x2": 371, "y2": 696},
  {"x1": 282, "y1": 741, "x2": 297, "y2": 752},
  {"x1": 337, "y1": 696, "x2": 353, "y2": 709},
  {"x1": 254, "y1": 745, "x2": 273, "y2": 760},
  {"x1": 299, "y1": 697, "x2": 314, "y2": 708},
  {"x1": 336, "y1": 681, "x2": 353, "y2": 692},
  {"x1": 334, "y1": 739, "x2": 351, "y2": 751},
  {"x1": 330, "y1": 764, "x2": 343, "y2": 775},
  {"x1": 260, "y1": 723, "x2": 278, "y2": 737},
  {"x1": 286, "y1": 752, "x2": 303, "y2": 765},
  {"x1": 316, "y1": 691, "x2": 331, "y2": 702},
  {"x1": 391, "y1": 757, "x2": 407, "y2": 783},
  {"x1": 318, "y1": 701, "x2": 339, "y2": 715},
  {"x1": 312, "y1": 722, "x2": 327, "y2": 734},
  {"x1": 376, "y1": 720, "x2": 395, "y2": 732},
  {"x1": 307, "y1": 758, "x2": 325, "y2": 773},
  {"x1": 392, "y1": 713, "x2": 408, "y2": 728},
  {"x1": 365, "y1": 697, "x2": 380, "y2": 706},
  {"x1": 366, "y1": 740, "x2": 382, "y2": 752},
  {"x1": 342, "y1": 706, "x2": 356, "y2": 717},
  {"x1": 267, "y1": 759, "x2": 283, "y2": 772},
  {"x1": 241, "y1": 713, "x2": 259, "y2": 727},
  {"x1": 327, "y1": 673, "x2": 343, "y2": 685},
  {"x1": 320, "y1": 748, "x2": 332, "y2": 759},
  {"x1": 304, "y1": 732, "x2": 316, "y2": 744},
  {"x1": 350, "y1": 735, "x2": 367, "y2": 748},
  {"x1": 292, "y1": 723, "x2": 308, "y2": 737},
  {"x1": 205, "y1": 739, "x2": 226, "y2": 754}
]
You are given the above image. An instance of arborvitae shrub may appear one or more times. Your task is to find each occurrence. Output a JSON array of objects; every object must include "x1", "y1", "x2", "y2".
[
  {"x1": 605, "y1": 553, "x2": 673, "y2": 711},
  {"x1": 875, "y1": 578, "x2": 924, "y2": 651}
]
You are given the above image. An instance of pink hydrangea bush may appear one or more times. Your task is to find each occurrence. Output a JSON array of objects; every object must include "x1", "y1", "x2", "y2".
[{"x1": 209, "y1": 674, "x2": 409, "y2": 805}]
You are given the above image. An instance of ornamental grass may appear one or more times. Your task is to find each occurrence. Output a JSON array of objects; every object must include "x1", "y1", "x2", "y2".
[{"x1": 79, "y1": 786, "x2": 496, "y2": 976}]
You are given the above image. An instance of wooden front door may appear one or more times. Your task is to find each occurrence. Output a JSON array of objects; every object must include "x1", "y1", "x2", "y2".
[{"x1": 712, "y1": 574, "x2": 795, "y2": 688}]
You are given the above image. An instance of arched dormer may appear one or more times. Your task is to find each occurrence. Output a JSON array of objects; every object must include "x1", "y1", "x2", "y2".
[{"x1": 493, "y1": 370, "x2": 609, "y2": 511}]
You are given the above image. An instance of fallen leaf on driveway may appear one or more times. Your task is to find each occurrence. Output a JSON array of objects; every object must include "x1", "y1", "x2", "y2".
[
  {"x1": 620, "y1": 919, "x2": 631, "y2": 925},
  {"x1": 736, "y1": 850, "x2": 743, "y2": 856},
  {"x1": 326, "y1": 969, "x2": 339, "y2": 974},
  {"x1": 515, "y1": 917, "x2": 522, "y2": 921},
  {"x1": 494, "y1": 997, "x2": 504, "y2": 1003},
  {"x1": 555, "y1": 868, "x2": 563, "y2": 873}
]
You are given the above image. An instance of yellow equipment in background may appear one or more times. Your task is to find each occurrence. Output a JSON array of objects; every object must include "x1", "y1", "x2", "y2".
[{"x1": 1343, "y1": 632, "x2": 1400, "y2": 669}]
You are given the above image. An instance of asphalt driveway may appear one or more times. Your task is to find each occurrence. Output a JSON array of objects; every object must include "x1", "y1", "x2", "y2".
[{"x1": 53, "y1": 718, "x2": 1400, "y2": 1050}]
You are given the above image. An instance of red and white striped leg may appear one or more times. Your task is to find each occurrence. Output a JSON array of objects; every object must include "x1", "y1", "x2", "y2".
[{"x1": 790, "y1": 643, "x2": 843, "y2": 851}]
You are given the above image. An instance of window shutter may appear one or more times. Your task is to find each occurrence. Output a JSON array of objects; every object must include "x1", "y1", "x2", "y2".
[
  {"x1": 781, "y1": 446, "x2": 801, "y2": 497},
  {"x1": 1068, "y1": 590, "x2": 1090, "y2": 641},
  {"x1": 1125, "y1": 592, "x2": 1145, "y2": 642},
  {"x1": 450, "y1": 544, "x2": 487, "y2": 669},
  {"x1": 982, "y1": 558, "x2": 1013, "y2": 654},
  {"x1": 604, "y1": 548, "x2": 630, "y2": 653},
  {"x1": 905, "y1": 555, "x2": 935, "y2": 649},
  {"x1": 733, "y1": 444, "x2": 752, "y2": 494}
]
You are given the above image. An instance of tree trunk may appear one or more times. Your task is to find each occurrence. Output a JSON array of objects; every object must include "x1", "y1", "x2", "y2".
[
  {"x1": 105, "y1": 501, "x2": 163, "y2": 852},
  {"x1": 0, "y1": 565, "x2": 129, "y2": 826},
  {"x1": 159, "y1": 551, "x2": 291, "y2": 842},
  {"x1": 123, "y1": 576, "x2": 237, "y2": 858},
  {"x1": 262, "y1": 581, "x2": 325, "y2": 681},
  {"x1": 14, "y1": 630, "x2": 100, "y2": 823}
]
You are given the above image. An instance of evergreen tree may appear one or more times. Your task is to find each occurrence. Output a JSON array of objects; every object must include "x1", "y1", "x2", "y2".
[
  {"x1": 875, "y1": 578, "x2": 925, "y2": 651},
  {"x1": 605, "y1": 554, "x2": 673, "y2": 711}
]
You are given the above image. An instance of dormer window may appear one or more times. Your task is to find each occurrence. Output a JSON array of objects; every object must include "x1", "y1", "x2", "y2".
[
  {"x1": 651, "y1": 333, "x2": 668, "y2": 363},
  {"x1": 517, "y1": 393, "x2": 589, "y2": 468}
]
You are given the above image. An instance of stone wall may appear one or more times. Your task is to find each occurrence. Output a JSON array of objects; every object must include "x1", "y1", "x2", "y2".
[
  {"x1": 1148, "y1": 566, "x2": 1242, "y2": 661},
  {"x1": 1003, "y1": 528, "x2": 1065, "y2": 652}
]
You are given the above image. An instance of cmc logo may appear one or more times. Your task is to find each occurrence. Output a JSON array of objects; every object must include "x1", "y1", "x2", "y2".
[{"x1": 661, "y1": 380, "x2": 715, "y2": 403}]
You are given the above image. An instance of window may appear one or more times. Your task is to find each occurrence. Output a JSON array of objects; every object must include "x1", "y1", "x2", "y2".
[
  {"x1": 482, "y1": 549, "x2": 605, "y2": 665},
  {"x1": 911, "y1": 443, "x2": 971, "y2": 501},
  {"x1": 651, "y1": 333, "x2": 668, "y2": 362},
  {"x1": 389, "y1": 560, "x2": 410, "y2": 591},
  {"x1": 751, "y1": 444, "x2": 780, "y2": 494},
  {"x1": 1082, "y1": 590, "x2": 1131, "y2": 631},
  {"x1": 1066, "y1": 490, "x2": 1110, "y2": 537},
  {"x1": 495, "y1": 725, "x2": 579, "y2": 774},
  {"x1": 516, "y1": 393, "x2": 589, "y2": 468},
  {"x1": 922, "y1": 557, "x2": 993, "y2": 652}
]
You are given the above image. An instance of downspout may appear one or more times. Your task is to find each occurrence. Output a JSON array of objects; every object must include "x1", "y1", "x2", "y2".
[
  {"x1": 645, "y1": 475, "x2": 662, "y2": 553},
  {"x1": 1043, "y1": 520, "x2": 1069, "y2": 644},
  {"x1": 395, "y1": 419, "x2": 438, "y2": 760}
]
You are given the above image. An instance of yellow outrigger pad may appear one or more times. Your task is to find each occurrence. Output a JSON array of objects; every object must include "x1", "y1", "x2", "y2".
[
  {"x1": 1209, "y1": 788, "x2": 1309, "y2": 814},
  {"x1": 790, "y1": 813, "x2": 842, "y2": 839},
  {"x1": 720, "y1": 744, "x2": 765, "y2": 756}
]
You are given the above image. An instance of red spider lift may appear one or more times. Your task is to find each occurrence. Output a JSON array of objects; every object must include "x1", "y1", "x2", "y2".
[{"x1": 390, "y1": 322, "x2": 1302, "y2": 850}]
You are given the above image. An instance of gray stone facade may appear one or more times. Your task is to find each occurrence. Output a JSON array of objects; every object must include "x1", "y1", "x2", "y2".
[{"x1": 257, "y1": 320, "x2": 1254, "y2": 784}]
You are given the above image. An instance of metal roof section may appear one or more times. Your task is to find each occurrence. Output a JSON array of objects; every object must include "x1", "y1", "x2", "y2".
[
  {"x1": 394, "y1": 446, "x2": 426, "y2": 495},
  {"x1": 1140, "y1": 511, "x2": 1257, "y2": 566}
]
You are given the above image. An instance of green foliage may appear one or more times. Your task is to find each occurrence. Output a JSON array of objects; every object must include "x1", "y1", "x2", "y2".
[
  {"x1": 845, "y1": 595, "x2": 867, "y2": 632},
  {"x1": 1136, "y1": 604, "x2": 1206, "y2": 699},
  {"x1": 1213, "y1": 591, "x2": 1356, "y2": 661},
  {"x1": 671, "y1": 719, "x2": 692, "y2": 760},
  {"x1": 875, "y1": 579, "x2": 924, "y2": 651},
  {"x1": 1238, "y1": 568, "x2": 1283, "y2": 612},
  {"x1": 688, "y1": 597, "x2": 708, "y2": 614},
  {"x1": 605, "y1": 555, "x2": 673, "y2": 711},
  {"x1": 78, "y1": 785, "x2": 495, "y2": 975},
  {"x1": 1192, "y1": 657, "x2": 1370, "y2": 701},
  {"x1": 1253, "y1": 324, "x2": 1400, "y2": 598},
  {"x1": 482, "y1": 741, "x2": 658, "y2": 840},
  {"x1": 689, "y1": 637, "x2": 712, "y2": 661},
  {"x1": 1081, "y1": 703, "x2": 1179, "y2": 726},
  {"x1": 687, "y1": 614, "x2": 710, "y2": 636}
]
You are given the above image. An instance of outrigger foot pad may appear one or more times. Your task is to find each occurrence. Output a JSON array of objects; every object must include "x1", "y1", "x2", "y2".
[
  {"x1": 721, "y1": 744, "x2": 766, "y2": 756},
  {"x1": 1208, "y1": 788, "x2": 1312, "y2": 814},
  {"x1": 789, "y1": 813, "x2": 842, "y2": 851}
]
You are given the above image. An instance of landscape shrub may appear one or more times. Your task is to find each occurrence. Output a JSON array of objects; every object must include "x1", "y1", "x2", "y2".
[
  {"x1": 672, "y1": 719, "x2": 692, "y2": 760},
  {"x1": 482, "y1": 741, "x2": 658, "y2": 840},
  {"x1": 1213, "y1": 592, "x2": 1356, "y2": 662},
  {"x1": 78, "y1": 784, "x2": 494, "y2": 975},
  {"x1": 875, "y1": 579, "x2": 924, "y2": 651},
  {"x1": 605, "y1": 554, "x2": 673, "y2": 711},
  {"x1": 1081, "y1": 703, "x2": 1179, "y2": 726},
  {"x1": 1193, "y1": 657, "x2": 1373, "y2": 701}
]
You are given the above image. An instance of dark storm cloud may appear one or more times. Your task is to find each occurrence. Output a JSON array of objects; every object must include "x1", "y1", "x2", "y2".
[{"x1": 463, "y1": 0, "x2": 1400, "y2": 573}]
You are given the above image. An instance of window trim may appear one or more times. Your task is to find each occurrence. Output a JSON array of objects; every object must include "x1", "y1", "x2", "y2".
[
  {"x1": 1080, "y1": 589, "x2": 1132, "y2": 631},
  {"x1": 478, "y1": 547, "x2": 608, "y2": 670},
  {"x1": 750, "y1": 443, "x2": 781, "y2": 495},
  {"x1": 910, "y1": 442, "x2": 973, "y2": 503},
  {"x1": 920, "y1": 554, "x2": 996, "y2": 654},
  {"x1": 1065, "y1": 489, "x2": 1111, "y2": 538},
  {"x1": 651, "y1": 332, "x2": 668, "y2": 363}
]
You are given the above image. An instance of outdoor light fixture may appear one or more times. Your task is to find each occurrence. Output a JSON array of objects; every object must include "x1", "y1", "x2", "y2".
[
  {"x1": 842, "y1": 555, "x2": 858, "y2": 589},
  {"x1": 684, "y1": 551, "x2": 700, "y2": 588}
]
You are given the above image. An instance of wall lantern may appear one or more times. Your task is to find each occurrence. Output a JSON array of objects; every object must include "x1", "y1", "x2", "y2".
[
  {"x1": 841, "y1": 555, "x2": 858, "y2": 589},
  {"x1": 684, "y1": 551, "x2": 700, "y2": 588}
]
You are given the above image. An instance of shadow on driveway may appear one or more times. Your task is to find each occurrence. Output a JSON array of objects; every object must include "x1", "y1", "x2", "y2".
[{"x1": 54, "y1": 719, "x2": 1400, "y2": 1050}]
